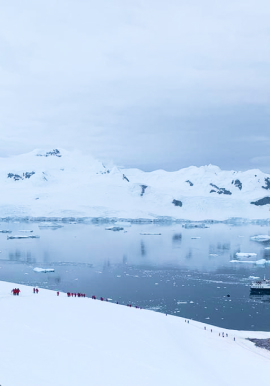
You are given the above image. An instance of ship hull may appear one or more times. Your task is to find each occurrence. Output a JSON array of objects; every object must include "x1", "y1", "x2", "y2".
[{"x1": 250, "y1": 288, "x2": 270, "y2": 294}]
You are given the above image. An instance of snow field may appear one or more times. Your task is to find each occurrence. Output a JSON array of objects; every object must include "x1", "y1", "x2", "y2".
[{"x1": 0, "y1": 281, "x2": 270, "y2": 386}]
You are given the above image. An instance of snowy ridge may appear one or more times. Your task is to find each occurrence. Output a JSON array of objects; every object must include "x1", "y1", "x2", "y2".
[{"x1": 1, "y1": 149, "x2": 270, "y2": 221}]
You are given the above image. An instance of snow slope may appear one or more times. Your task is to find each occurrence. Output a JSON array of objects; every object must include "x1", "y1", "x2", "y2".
[
  {"x1": 0, "y1": 281, "x2": 270, "y2": 386},
  {"x1": 1, "y1": 148, "x2": 270, "y2": 220}
]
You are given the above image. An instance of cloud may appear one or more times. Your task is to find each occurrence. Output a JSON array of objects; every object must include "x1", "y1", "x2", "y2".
[{"x1": 1, "y1": 0, "x2": 270, "y2": 171}]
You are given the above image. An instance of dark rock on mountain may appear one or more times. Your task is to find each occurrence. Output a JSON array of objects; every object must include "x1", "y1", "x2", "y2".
[
  {"x1": 8, "y1": 172, "x2": 35, "y2": 181},
  {"x1": 140, "y1": 185, "x2": 147, "y2": 196},
  {"x1": 251, "y1": 197, "x2": 270, "y2": 206},
  {"x1": 7, "y1": 173, "x2": 23, "y2": 181},
  {"x1": 248, "y1": 338, "x2": 270, "y2": 352},
  {"x1": 24, "y1": 172, "x2": 35, "y2": 179},
  {"x1": 232, "y1": 179, "x2": 242, "y2": 190},
  {"x1": 37, "y1": 149, "x2": 61, "y2": 157},
  {"x1": 209, "y1": 183, "x2": 232, "y2": 195},
  {"x1": 210, "y1": 183, "x2": 219, "y2": 190},
  {"x1": 186, "y1": 180, "x2": 194, "y2": 186},
  {"x1": 262, "y1": 177, "x2": 270, "y2": 190},
  {"x1": 123, "y1": 174, "x2": 129, "y2": 182},
  {"x1": 172, "y1": 199, "x2": 182, "y2": 207}
]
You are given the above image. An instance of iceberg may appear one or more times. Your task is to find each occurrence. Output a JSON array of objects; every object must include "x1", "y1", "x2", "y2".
[
  {"x1": 7, "y1": 235, "x2": 40, "y2": 240},
  {"x1": 230, "y1": 259, "x2": 270, "y2": 265},
  {"x1": 105, "y1": 227, "x2": 124, "y2": 231},
  {"x1": 250, "y1": 235, "x2": 270, "y2": 242},
  {"x1": 236, "y1": 253, "x2": 257, "y2": 258},
  {"x1": 33, "y1": 267, "x2": 55, "y2": 273},
  {"x1": 140, "y1": 233, "x2": 162, "y2": 235}
]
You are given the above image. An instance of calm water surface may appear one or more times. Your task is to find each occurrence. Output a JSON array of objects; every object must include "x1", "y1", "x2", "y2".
[{"x1": 1, "y1": 221, "x2": 270, "y2": 331}]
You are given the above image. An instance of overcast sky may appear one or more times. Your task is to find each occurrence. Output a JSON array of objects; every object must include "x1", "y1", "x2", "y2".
[{"x1": 1, "y1": 0, "x2": 270, "y2": 171}]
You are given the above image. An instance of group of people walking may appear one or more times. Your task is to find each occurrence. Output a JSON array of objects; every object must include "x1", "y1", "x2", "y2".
[
  {"x1": 67, "y1": 292, "x2": 86, "y2": 297},
  {"x1": 11, "y1": 288, "x2": 20, "y2": 295}
]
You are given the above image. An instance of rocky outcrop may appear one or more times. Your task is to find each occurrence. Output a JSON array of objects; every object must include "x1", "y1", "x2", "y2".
[
  {"x1": 36, "y1": 149, "x2": 61, "y2": 157},
  {"x1": 262, "y1": 177, "x2": 270, "y2": 190},
  {"x1": 232, "y1": 179, "x2": 242, "y2": 190},
  {"x1": 251, "y1": 197, "x2": 270, "y2": 206},
  {"x1": 123, "y1": 174, "x2": 129, "y2": 182},
  {"x1": 172, "y1": 199, "x2": 182, "y2": 207},
  {"x1": 7, "y1": 172, "x2": 35, "y2": 181},
  {"x1": 186, "y1": 180, "x2": 194, "y2": 186},
  {"x1": 209, "y1": 183, "x2": 232, "y2": 195},
  {"x1": 140, "y1": 185, "x2": 147, "y2": 196}
]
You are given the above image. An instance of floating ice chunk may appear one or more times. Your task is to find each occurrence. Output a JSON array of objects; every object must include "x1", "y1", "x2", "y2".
[
  {"x1": 248, "y1": 276, "x2": 260, "y2": 280},
  {"x1": 105, "y1": 227, "x2": 124, "y2": 231},
  {"x1": 236, "y1": 253, "x2": 257, "y2": 258},
  {"x1": 265, "y1": 247, "x2": 270, "y2": 250},
  {"x1": 140, "y1": 233, "x2": 161, "y2": 235},
  {"x1": 177, "y1": 301, "x2": 187, "y2": 304},
  {"x1": 7, "y1": 235, "x2": 40, "y2": 240},
  {"x1": 191, "y1": 237, "x2": 201, "y2": 239},
  {"x1": 209, "y1": 254, "x2": 218, "y2": 256},
  {"x1": 18, "y1": 230, "x2": 33, "y2": 232},
  {"x1": 256, "y1": 259, "x2": 270, "y2": 265},
  {"x1": 34, "y1": 267, "x2": 55, "y2": 273},
  {"x1": 183, "y1": 223, "x2": 209, "y2": 229},
  {"x1": 250, "y1": 235, "x2": 270, "y2": 242},
  {"x1": 39, "y1": 223, "x2": 63, "y2": 229},
  {"x1": 0, "y1": 230, "x2": 12, "y2": 233},
  {"x1": 230, "y1": 259, "x2": 270, "y2": 265}
]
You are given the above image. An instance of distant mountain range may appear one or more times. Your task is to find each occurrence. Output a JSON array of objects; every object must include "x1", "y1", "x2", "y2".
[{"x1": 1, "y1": 148, "x2": 270, "y2": 221}]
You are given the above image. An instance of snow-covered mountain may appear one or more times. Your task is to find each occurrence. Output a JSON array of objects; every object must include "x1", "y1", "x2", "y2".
[{"x1": 1, "y1": 148, "x2": 270, "y2": 221}]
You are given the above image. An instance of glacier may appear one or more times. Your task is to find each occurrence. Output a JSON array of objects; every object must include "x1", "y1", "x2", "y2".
[{"x1": 1, "y1": 148, "x2": 270, "y2": 221}]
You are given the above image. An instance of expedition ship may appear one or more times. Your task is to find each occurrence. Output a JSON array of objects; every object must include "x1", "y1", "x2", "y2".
[{"x1": 250, "y1": 276, "x2": 270, "y2": 294}]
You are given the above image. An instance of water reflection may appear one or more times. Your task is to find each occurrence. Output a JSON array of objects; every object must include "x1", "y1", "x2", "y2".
[
  {"x1": 250, "y1": 294, "x2": 270, "y2": 303},
  {"x1": 140, "y1": 241, "x2": 146, "y2": 256},
  {"x1": 172, "y1": 233, "x2": 182, "y2": 244},
  {"x1": 1, "y1": 221, "x2": 270, "y2": 330}
]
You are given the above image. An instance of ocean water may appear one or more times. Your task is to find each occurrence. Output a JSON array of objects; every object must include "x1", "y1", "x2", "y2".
[{"x1": 1, "y1": 221, "x2": 270, "y2": 331}]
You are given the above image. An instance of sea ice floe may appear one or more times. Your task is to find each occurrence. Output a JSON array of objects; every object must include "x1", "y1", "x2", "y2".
[
  {"x1": 236, "y1": 253, "x2": 257, "y2": 258},
  {"x1": 33, "y1": 267, "x2": 55, "y2": 273},
  {"x1": 105, "y1": 226, "x2": 124, "y2": 231},
  {"x1": 250, "y1": 235, "x2": 270, "y2": 242},
  {"x1": 140, "y1": 233, "x2": 161, "y2": 235},
  {"x1": 38, "y1": 223, "x2": 63, "y2": 229},
  {"x1": 230, "y1": 259, "x2": 270, "y2": 265},
  {"x1": 7, "y1": 235, "x2": 40, "y2": 240}
]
